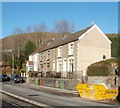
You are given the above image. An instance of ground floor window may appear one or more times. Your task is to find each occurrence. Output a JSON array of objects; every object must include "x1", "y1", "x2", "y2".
[
  {"x1": 53, "y1": 62, "x2": 55, "y2": 72},
  {"x1": 57, "y1": 60, "x2": 62, "y2": 73},
  {"x1": 46, "y1": 63, "x2": 50, "y2": 72},
  {"x1": 68, "y1": 59, "x2": 74, "y2": 73},
  {"x1": 39, "y1": 64, "x2": 43, "y2": 72}
]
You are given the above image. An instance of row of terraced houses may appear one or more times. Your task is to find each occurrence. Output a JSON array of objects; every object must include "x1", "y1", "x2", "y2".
[{"x1": 26, "y1": 24, "x2": 112, "y2": 79}]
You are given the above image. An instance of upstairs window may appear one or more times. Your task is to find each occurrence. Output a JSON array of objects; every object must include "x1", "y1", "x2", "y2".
[
  {"x1": 47, "y1": 51, "x2": 50, "y2": 61},
  {"x1": 40, "y1": 53, "x2": 42, "y2": 62},
  {"x1": 68, "y1": 43, "x2": 74, "y2": 55},
  {"x1": 34, "y1": 55, "x2": 38, "y2": 62},
  {"x1": 58, "y1": 46, "x2": 62, "y2": 57}
]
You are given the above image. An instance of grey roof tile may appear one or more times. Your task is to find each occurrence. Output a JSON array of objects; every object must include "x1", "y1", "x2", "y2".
[{"x1": 40, "y1": 25, "x2": 93, "y2": 52}]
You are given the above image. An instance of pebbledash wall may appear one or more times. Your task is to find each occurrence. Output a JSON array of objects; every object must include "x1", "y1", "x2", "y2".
[{"x1": 26, "y1": 24, "x2": 112, "y2": 79}]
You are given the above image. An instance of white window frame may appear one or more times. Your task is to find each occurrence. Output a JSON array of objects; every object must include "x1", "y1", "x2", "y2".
[
  {"x1": 40, "y1": 53, "x2": 42, "y2": 62},
  {"x1": 58, "y1": 46, "x2": 62, "y2": 57},
  {"x1": 68, "y1": 58, "x2": 74, "y2": 73},
  {"x1": 68, "y1": 42, "x2": 74, "y2": 55},
  {"x1": 34, "y1": 54, "x2": 38, "y2": 62},
  {"x1": 57, "y1": 59, "x2": 62, "y2": 73},
  {"x1": 53, "y1": 61, "x2": 55, "y2": 72}
]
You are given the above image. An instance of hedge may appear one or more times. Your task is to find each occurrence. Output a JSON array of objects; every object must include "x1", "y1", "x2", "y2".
[
  {"x1": 108, "y1": 36, "x2": 120, "y2": 57},
  {"x1": 87, "y1": 65, "x2": 110, "y2": 76},
  {"x1": 87, "y1": 58, "x2": 118, "y2": 76}
]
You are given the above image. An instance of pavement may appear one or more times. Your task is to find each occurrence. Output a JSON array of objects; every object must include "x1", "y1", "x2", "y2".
[
  {"x1": 14, "y1": 82, "x2": 119, "y2": 104},
  {"x1": 20, "y1": 83, "x2": 79, "y2": 96}
]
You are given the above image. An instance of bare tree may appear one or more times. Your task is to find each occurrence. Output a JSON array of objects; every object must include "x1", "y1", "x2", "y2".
[
  {"x1": 52, "y1": 20, "x2": 75, "y2": 33},
  {"x1": 33, "y1": 25, "x2": 41, "y2": 47},
  {"x1": 11, "y1": 27, "x2": 23, "y2": 69},
  {"x1": 38, "y1": 22, "x2": 48, "y2": 32},
  {"x1": 33, "y1": 25, "x2": 40, "y2": 32},
  {"x1": 11, "y1": 28, "x2": 24, "y2": 35},
  {"x1": 33, "y1": 22, "x2": 48, "y2": 48},
  {"x1": 70, "y1": 22, "x2": 75, "y2": 33},
  {"x1": 25, "y1": 26, "x2": 32, "y2": 33},
  {"x1": 12, "y1": 28, "x2": 23, "y2": 58}
]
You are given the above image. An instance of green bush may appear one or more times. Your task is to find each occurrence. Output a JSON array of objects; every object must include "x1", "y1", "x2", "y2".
[
  {"x1": 87, "y1": 65, "x2": 110, "y2": 76},
  {"x1": 108, "y1": 36, "x2": 119, "y2": 57},
  {"x1": 87, "y1": 58, "x2": 118, "y2": 76}
]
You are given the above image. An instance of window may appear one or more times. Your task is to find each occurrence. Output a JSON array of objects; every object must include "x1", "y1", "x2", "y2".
[
  {"x1": 40, "y1": 53, "x2": 42, "y2": 62},
  {"x1": 58, "y1": 46, "x2": 62, "y2": 57},
  {"x1": 68, "y1": 59, "x2": 74, "y2": 73},
  {"x1": 46, "y1": 63, "x2": 50, "y2": 72},
  {"x1": 47, "y1": 51, "x2": 50, "y2": 61},
  {"x1": 35, "y1": 55, "x2": 37, "y2": 62},
  {"x1": 103, "y1": 55, "x2": 106, "y2": 59},
  {"x1": 57, "y1": 60, "x2": 62, "y2": 73},
  {"x1": 68, "y1": 43, "x2": 74, "y2": 55},
  {"x1": 53, "y1": 62, "x2": 55, "y2": 71},
  {"x1": 29, "y1": 66, "x2": 34, "y2": 71}
]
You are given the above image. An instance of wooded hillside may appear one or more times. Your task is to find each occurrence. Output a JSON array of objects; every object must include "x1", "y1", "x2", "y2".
[
  {"x1": 1, "y1": 32, "x2": 63, "y2": 51},
  {"x1": 1, "y1": 33, "x2": 118, "y2": 51}
]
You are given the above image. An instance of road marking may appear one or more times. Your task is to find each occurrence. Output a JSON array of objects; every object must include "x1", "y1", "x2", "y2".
[
  {"x1": 0, "y1": 90, "x2": 55, "y2": 108},
  {"x1": 3, "y1": 99, "x2": 20, "y2": 107}
]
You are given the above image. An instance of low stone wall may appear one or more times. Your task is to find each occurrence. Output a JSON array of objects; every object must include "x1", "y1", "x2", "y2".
[
  {"x1": 26, "y1": 76, "x2": 118, "y2": 90},
  {"x1": 26, "y1": 77, "x2": 36, "y2": 85},
  {"x1": 26, "y1": 77, "x2": 81, "y2": 90},
  {"x1": 86, "y1": 76, "x2": 118, "y2": 86},
  {"x1": 43, "y1": 78, "x2": 81, "y2": 90}
]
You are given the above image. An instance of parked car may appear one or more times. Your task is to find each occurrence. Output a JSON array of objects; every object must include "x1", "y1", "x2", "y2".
[
  {"x1": 10, "y1": 74, "x2": 24, "y2": 83},
  {"x1": 0, "y1": 75, "x2": 10, "y2": 82}
]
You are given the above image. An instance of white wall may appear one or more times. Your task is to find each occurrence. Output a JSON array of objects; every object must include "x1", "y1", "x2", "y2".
[
  {"x1": 29, "y1": 55, "x2": 33, "y2": 61},
  {"x1": 33, "y1": 53, "x2": 39, "y2": 72}
]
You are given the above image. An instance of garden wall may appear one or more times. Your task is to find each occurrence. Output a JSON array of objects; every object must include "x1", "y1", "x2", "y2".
[{"x1": 26, "y1": 76, "x2": 118, "y2": 90}]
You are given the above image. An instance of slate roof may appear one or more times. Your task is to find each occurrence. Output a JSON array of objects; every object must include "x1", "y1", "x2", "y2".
[
  {"x1": 30, "y1": 47, "x2": 43, "y2": 55},
  {"x1": 30, "y1": 25, "x2": 93, "y2": 54},
  {"x1": 40, "y1": 25, "x2": 93, "y2": 52}
]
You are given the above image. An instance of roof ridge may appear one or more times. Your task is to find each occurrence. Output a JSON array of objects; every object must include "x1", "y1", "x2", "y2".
[
  {"x1": 30, "y1": 25, "x2": 94, "y2": 54},
  {"x1": 71, "y1": 25, "x2": 94, "y2": 35}
]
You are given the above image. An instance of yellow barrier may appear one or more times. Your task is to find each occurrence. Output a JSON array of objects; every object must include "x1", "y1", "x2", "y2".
[{"x1": 76, "y1": 83, "x2": 118, "y2": 100}]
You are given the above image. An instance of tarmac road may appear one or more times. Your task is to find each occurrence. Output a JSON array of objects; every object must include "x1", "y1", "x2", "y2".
[
  {"x1": 1, "y1": 82, "x2": 119, "y2": 108},
  {"x1": 1, "y1": 93, "x2": 40, "y2": 108}
]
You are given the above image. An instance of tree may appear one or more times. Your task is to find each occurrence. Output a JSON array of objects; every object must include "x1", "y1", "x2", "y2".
[
  {"x1": 70, "y1": 22, "x2": 75, "y2": 33},
  {"x1": 11, "y1": 27, "x2": 23, "y2": 69},
  {"x1": 52, "y1": 20, "x2": 75, "y2": 33},
  {"x1": 38, "y1": 22, "x2": 48, "y2": 32},
  {"x1": 108, "y1": 36, "x2": 119, "y2": 57},
  {"x1": 24, "y1": 41, "x2": 37, "y2": 60},
  {"x1": 33, "y1": 22, "x2": 48, "y2": 48},
  {"x1": 25, "y1": 25, "x2": 32, "y2": 33},
  {"x1": 11, "y1": 27, "x2": 24, "y2": 35}
]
